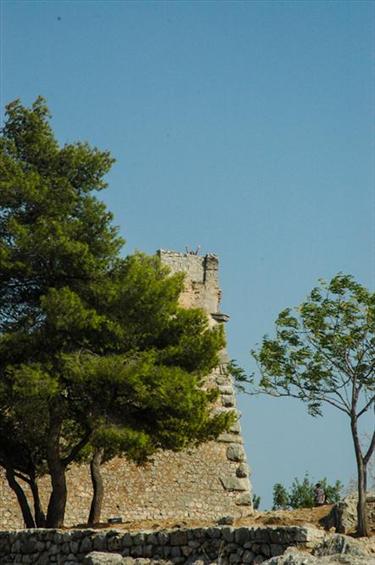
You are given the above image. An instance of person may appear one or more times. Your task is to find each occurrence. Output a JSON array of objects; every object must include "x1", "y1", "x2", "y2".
[{"x1": 314, "y1": 483, "x2": 326, "y2": 506}]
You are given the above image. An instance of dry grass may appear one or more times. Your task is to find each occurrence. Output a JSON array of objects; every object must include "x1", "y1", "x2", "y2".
[{"x1": 75, "y1": 504, "x2": 335, "y2": 532}]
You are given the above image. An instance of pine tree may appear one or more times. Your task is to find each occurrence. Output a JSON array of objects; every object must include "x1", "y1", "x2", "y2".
[{"x1": 0, "y1": 98, "x2": 233, "y2": 527}]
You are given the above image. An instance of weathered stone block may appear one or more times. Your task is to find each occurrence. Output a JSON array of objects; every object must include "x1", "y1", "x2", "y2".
[
  {"x1": 181, "y1": 544, "x2": 192, "y2": 556},
  {"x1": 229, "y1": 551, "x2": 242, "y2": 563},
  {"x1": 226, "y1": 542, "x2": 240, "y2": 552},
  {"x1": 143, "y1": 544, "x2": 153, "y2": 557},
  {"x1": 121, "y1": 533, "x2": 133, "y2": 548},
  {"x1": 243, "y1": 549, "x2": 255, "y2": 562},
  {"x1": 219, "y1": 433, "x2": 243, "y2": 444},
  {"x1": 70, "y1": 541, "x2": 79, "y2": 553},
  {"x1": 107, "y1": 536, "x2": 121, "y2": 552},
  {"x1": 145, "y1": 533, "x2": 157, "y2": 546},
  {"x1": 222, "y1": 395, "x2": 235, "y2": 407},
  {"x1": 216, "y1": 375, "x2": 229, "y2": 385},
  {"x1": 11, "y1": 540, "x2": 21, "y2": 553},
  {"x1": 261, "y1": 543, "x2": 271, "y2": 557},
  {"x1": 234, "y1": 527, "x2": 251, "y2": 545},
  {"x1": 236, "y1": 463, "x2": 250, "y2": 477},
  {"x1": 80, "y1": 537, "x2": 93, "y2": 553},
  {"x1": 162, "y1": 545, "x2": 171, "y2": 558},
  {"x1": 226, "y1": 444, "x2": 245, "y2": 462},
  {"x1": 222, "y1": 527, "x2": 234, "y2": 542},
  {"x1": 92, "y1": 536, "x2": 106, "y2": 552},
  {"x1": 170, "y1": 530, "x2": 187, "y2": 546},
  {"x1": 187, "y1": 540, "x2": 201, "y2": 548},
  {"x1": 132, "y1": 533, "x2": 145, "y2": 546},
  {"x1": 236, "y1": 492, "x2": 252, "y2": 506},
  {"x1": 269, "y1": 529, "x2": 284, "y2": 544},
  {"x1": 270, "y1": 543, "x2": 284, "y2": 556},
  {"x1": 220, "y1": 476, "x2": 248, "y2": 491},
  {"x1": 83, "y1": 552, "x2": 123, "y2": 564},
  {"x1": 49, "y1": 543, "x2": 59, "y2": 555},
  {"x1": 36, "y1": 541, "x2": 45, "y2": 552},
  {"x1": 206, "y1": 527, "x2": 221, "y2": 538},
  {"x1": 256, "y1": 528, "x2": 270, "y2": 542},
  {"x1": 170, "y1": 545, "x2": 181, "y2": 557},
  {"x1": 157, "y1": 532, "x2": 169, "y2": 545},
  {"x1": 219, "y1": 385, "x2": 234, "y2": 395},
  {"x1": 35, "y1": 552, "x2": 50, "y2": 565}
]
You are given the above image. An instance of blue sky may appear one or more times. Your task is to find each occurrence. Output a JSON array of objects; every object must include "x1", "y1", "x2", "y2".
[{"x1": 1, "y1": 0, "x2": 374, "y2": 509}]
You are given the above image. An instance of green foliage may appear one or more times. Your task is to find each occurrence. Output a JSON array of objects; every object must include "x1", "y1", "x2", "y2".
[
  {"x1": 272, "y1": 483, "x2": 289, "y2": 510},
  {"x1": 0, "y1": 98, "x2": 233, "y2": 526},
  {"x1": 324, "y1": 479, "x2": 344, "y2": 505},
  {"x1": 288, "y1": 475, "x2": 315, "y2": 509},
  {"x1": 272, "y1": 474, "x2": 343, "y2": 510},
  {"x1": 251, "y1": 274, "x2": 374, "y2": 417},
  {"x1": 252, "y1": 493, "x2": 261, "y2": 510}
]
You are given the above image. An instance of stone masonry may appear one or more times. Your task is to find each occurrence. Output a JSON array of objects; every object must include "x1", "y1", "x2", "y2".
[
  {"x1": 0, "y1": 525, "x2": 325, "y2": 564},
  {"x1": 0, "y1": 251, "x2": 252, "y2": 528}
]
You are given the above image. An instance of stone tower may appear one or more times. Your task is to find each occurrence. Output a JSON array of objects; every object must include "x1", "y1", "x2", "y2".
[
  {"x1": 0, "y1": 251, "x2": 252, "y2": 528},
  {"x1": 156, "y1": 250, "x2": 253, "y2": 513}
]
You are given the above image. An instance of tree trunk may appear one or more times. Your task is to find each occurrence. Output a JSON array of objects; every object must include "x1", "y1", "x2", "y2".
[
  {"x1": 88, "y1": 448, "x2": 104, "y2": 526},
  {"x1": 5, "y1": 467, "x2": 35, "y2": 528},
  {"x1": 46, "y1": 412, "x2": 67, "y2": 528},
  {"x1": 356, "y1": 459, "x2": 368, "y2": 537},
  {"x1": 29, "y1": 476, "x2": 46, "y2": 527},
  {"x1": 46, "y1": 458, "x2": 67, "y2": 528},
  {"x1": 351, "y1": 416, "x2": 369, "y2": 537}
]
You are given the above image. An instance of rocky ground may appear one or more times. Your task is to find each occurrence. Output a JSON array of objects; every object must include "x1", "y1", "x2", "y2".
[
  {"x1": 77, "y1": 505, "x2": 331, "y2": 531},
  {"x1": 78, "y1": 504, "x2": 373, "y2": 536},
  {"x1": 79, "y1": 505, "x2": 375, "y2": 564}
]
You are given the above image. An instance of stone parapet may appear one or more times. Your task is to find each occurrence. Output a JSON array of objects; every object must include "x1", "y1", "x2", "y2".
[
  {"x1": 157, "y1": 250, "x2": 222, "y2": 321},
  {"x1": 0, "y1": 525, "x2": 324, "y2": 564}
]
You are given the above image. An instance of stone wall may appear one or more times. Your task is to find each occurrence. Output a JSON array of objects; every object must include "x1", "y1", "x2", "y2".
[
  {"x1": 321, "y1": 493, "x2": 375, "y2": 534},
  {"x1": 0, "y1": 525, "x2": 324, "y2": 564},
  {"x1": 156, "y1": 251, "x2": 222, "y2": 319},
  {"x1": 0, "y1": 251, "x2": 252, "y2": 528}
]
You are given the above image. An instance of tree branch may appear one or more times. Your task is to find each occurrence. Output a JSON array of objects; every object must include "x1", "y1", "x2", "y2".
[
  {"x1": 243, "y1": 386, "x2": 351, "y2": 415},
  {"x1": 62, "y1": 429, "x2": 92, "y2": 467},
  {"x1": 364, "y1": 429, "x2": 375, "y2": 466},
  {"x1": 356, "y1": 394, "x2": 375, "y2": 420}
]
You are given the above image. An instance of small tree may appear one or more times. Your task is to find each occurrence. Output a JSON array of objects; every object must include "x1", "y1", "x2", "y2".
[
  {"x1": 272, "y1": 483, "x2": 289, "y2": 510},
  {"x1": 249, "y1": 275, "x2": 374, "y2": 536},
  {"x1": 288, "y1": 475, "x2": 315, "y2": 509},
  {"x1": 272, "y1": 474, "x2": 343, "y2": 510}
]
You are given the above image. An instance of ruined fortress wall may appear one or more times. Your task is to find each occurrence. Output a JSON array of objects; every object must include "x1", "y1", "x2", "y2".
[
  {"x1": 0, "y1": 525, "x2": 322, "y2": 564},
  {"x1": 157, "y1": 251, "x2": 221, "y2": 316},
  {"x1": 0, "y1": 251, "x2": 252, "y2": 529}
]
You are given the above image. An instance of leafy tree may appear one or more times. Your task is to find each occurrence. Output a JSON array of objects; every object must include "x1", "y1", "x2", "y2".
[
  {"x1": 272, "y1": 483, "x2": 289, "y2": 510},
  {"x1": 288, "y1": 475, "x2": 315, "y2": 509},
  {"x1": 248, "y1": 275, "x2": 374, "y2": 536},
  {"x1": 324, "y1": 479, "x2": 344, "y2": 506},
  {"x1": 0, "y1": 98, "x2": 233, "y2": 528},
  {"x1": 272, "y1": 474, "x2": 343, "y2": 510}
]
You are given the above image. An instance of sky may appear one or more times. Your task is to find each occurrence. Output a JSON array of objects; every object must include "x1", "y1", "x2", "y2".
[{"x1": 1, "y1": 0, "x2": 374, "y2": 509}]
